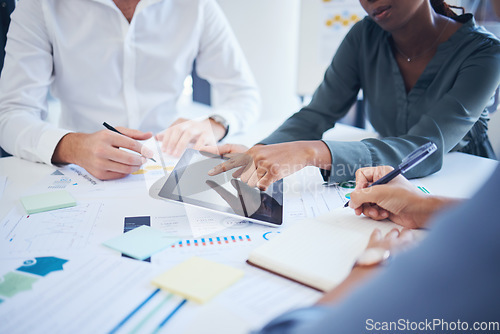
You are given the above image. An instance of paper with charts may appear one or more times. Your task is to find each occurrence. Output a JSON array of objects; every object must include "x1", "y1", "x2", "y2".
[{"x1": 0, "y1": 254, "x2": 321, "y2": 334}]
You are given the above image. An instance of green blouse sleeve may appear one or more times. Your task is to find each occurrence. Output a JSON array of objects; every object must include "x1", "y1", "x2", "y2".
[
  {"x1": 261, "y1": 18, "x2": 500, "y2": 183},
  {"x1": 354, "y1": 36, "x2": 500, "y2": 182}
]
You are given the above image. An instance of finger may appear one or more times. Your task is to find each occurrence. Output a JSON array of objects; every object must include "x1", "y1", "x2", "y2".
[
  {"x1": 399, "y1": 228, "x2": 415, "y2": 242},
  {"x1": 162, "y1": 126, "x2": 182, "y2": 155},
  {"x1": 93, "y1": 170, "x2": 129, "y2": 180},
  {"x1": 106, "y1": 149, "x2": 145, "y2": 168},
  {"x1": 103, "y1": 136, "x2": 146, "y2": 166},
  {"x1": 247, "y1": 165, "x2": 269, "y2": 188},
  {"x1": 200, "y1": 145, "x2": 219, "y2": 155},
  {"x1": 232, "y1": 166, "x2": 246, "y2": 179},
  {"x1": 354, "y1": 207, "x2": 363, "y2": 216},
  {"x1": 116, "y1": 127, "x2": 153, "y2": 141},
  {"x1": 354, "y1": 168, "x2": 373, "y2": 190},
  {"x1": 377, "y1": 208, "x2": 390, "y2": 219},
  {"x1": 349, "y1": 186, "x2": 390, "y2": 212},
  {"x1": 161, "y1": 119, "x2": 190, "y2": 154},
  {"x1": 256, "y1": 172, "x2": 276, "y2": 191},
  {"x1": 105, "y1": 131, "x2": 144, "y2": 156},
  {"x1": 355, "y1": 166, "x2": 395, "y2": 190},
  {"x1": 139, "y1": 144, "x2": 155, "y2": 159},
  {"x1": 170, "y1": 118, "x2": 188, "y2": 126},
  {"x1": 193, "y1": 133, "x2": 208, "y2": 151},
  {"x1": 215, "y1": 144, "x2": 237, "y2": 155},
  {"x1": 362, "y1": 203, "x2": 389, "y2": 220},
  {"x1": 361, "y1": 204, "x2": 386, "y2": 221},
  {"x1": 373, "y1": 166, "x2": 395, "y2": 183},
  {"x1": 208, "y1": 155, "x2": 249, "y2": 175},
  {"x1": 367, "y1": 205, "x2": 381, "y2": 219},
  {"x1": 246, "y1": 169, "x2": 262, "y2": 188},
  {"x1": 92, "y1": 156, "x2": 143, "y2": 178},
  {"x1": 172, "y1": 130, "x2": 195, "y2": 157},
  {"x1": 368, "y1": 228, "x2": 382, "y2": 244},
  {"x1": 204, "y1": 144, "x2": 248, "y2": 156},
  {"x1": 385, "y1": 228, "x2": 400, "y2": 240},
  {"x1": 239, "y1": 162, "x2": 257, "y2": 183}
]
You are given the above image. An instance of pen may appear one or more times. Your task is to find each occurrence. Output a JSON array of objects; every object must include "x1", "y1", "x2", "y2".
[
  {"x1": 103, "y1": 122, "x2": 156, "y2": 163},
  {"x1": 343, "y1": 142, "x2": 437, "y2": 208}
]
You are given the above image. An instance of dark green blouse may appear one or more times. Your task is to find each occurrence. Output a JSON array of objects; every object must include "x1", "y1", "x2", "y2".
[{"x1": 261, "y1": 15, "x2": 500, "y2": 182}]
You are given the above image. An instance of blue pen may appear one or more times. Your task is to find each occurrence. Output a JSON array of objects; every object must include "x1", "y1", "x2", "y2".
[{"x1": 344, "y1": 142, "x2": 437, "y2": 208}]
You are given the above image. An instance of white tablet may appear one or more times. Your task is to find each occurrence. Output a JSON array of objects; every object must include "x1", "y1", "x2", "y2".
[{"x1": 158, "y1": 149, "x2": 283, "y2": 228}]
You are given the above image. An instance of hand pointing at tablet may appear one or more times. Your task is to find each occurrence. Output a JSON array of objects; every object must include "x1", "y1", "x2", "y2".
[{"x1": 206, "y1": 141, "x2": 332, "y2": 190}]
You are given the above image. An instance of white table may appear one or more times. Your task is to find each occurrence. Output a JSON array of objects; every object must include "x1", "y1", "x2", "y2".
[{"x1": 0, "y1": 124, "x2": 498, "y2": 334}]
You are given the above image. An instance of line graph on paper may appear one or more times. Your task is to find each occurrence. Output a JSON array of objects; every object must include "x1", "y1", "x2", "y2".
[{"x1": 0, "y1": 202, "x2": 102, "y2": 258}]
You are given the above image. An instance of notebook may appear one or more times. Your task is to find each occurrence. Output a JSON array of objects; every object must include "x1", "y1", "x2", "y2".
[{"x1": 247, "y1": 208, "x2": 403, "y2": 292}]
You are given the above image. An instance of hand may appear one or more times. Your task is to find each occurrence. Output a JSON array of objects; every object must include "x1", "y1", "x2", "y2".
[
  {"x1": 364, "y1": 227, "x2": 414, "y2": 254},
  {"x1": 317, "y1": 228, "x2": 414, "y2": 305},
  {"x1": 156, "y1": 117, "x2": 226, "y2": 157},
  {"x1": 201, "y1": 143, "x2": 249, "y2": 156},
  {"x1": 349, "y1": 166, "x2": 452, "y2": 229},
  {"x1": 52, "y1": 127, "x2": 154, "y2": 180},
  {"x1": 208, "y1": 141, "x2": 331, "y2": 191}
]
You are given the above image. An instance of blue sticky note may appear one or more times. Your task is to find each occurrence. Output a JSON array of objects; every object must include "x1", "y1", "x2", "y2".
[
  {"x1": 20, "y1": 190, "x2": 76, "y2": 214},
  {"x1": 103, "y1": 226, "x2": 177, "y2": 260}
]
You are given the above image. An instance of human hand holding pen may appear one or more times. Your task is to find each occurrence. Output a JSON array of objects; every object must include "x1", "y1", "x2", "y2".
[
  {"x1": 348, "y1": 166, "x2": 459, "y2": 229},
  {"x1": 344, "y1": 142, "x2": 437, "y2": 208},
  {"x1": 51, "y1": 125, "x2": 154, "y2": 180},
  {"x1": 103, "y1": 122, "x2": 156, "y2": 163}
]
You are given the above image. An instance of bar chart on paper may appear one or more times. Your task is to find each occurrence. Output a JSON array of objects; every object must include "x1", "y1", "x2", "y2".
[{"x1": 170, "y1": 235, "x2": 254, "y2": 249}]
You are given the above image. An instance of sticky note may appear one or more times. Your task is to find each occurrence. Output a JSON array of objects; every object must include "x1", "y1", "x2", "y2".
[
  {"x1": 103, "y1": 226, "x2": 177, "y2": 260},
  {"x1": 0, "y1": 272, "x2": 39, "y2": 298},
  {"x1": 20, "y1": 190, "x2": 77, "y2": 214},
  {"x1": 151, "y1": 257, "x2": 244, "y2": 304}
]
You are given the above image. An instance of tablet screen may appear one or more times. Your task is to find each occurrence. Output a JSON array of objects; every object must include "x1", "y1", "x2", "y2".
[{"x1": 158, "y1": 149, "x2": 283, "y2": 227}]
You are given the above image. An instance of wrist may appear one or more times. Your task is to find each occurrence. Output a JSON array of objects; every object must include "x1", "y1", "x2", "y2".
[
  {"x1": 208, "y1": 115, "x2": 229, "y2": 141},
  {"x1": 52, "y1": 132, "x2": 81, "y2": 165},
  {"x1": 301, "y1": 140, "x2": 332, "y2": 169},
  {"x1": 414, "y1": 195, "x2": 460, "y2": 228}
]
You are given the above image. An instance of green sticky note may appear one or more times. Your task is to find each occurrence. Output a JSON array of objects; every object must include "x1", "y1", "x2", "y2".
[
  {"x1": 20, "y1": 190, "x2": 76, "y2": 214},
  {"x1": 0, "y1": 271, "x2": 39, "y2": 298},
  {"x1": 151, "y1": 257, "x2": 244, "y2": 304},
  {"x1": 103, "y1": 225, "x2": 178, "y2": 260}
]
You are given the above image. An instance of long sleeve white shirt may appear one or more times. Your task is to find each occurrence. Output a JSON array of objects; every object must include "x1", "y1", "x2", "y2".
[{"x1": 0, "y1": 0, "x2": 260, "y2": 165}]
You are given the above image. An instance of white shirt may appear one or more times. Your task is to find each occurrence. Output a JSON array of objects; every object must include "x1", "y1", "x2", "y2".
[{"x1": 0, "y1": 0, "x2": 260, "y2": 165}]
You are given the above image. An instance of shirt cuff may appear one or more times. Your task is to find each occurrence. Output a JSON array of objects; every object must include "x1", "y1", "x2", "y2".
[
  {"x1": 321, "y1": 140, "x2": 373, "y2": 183},
  {"x1": 212, "y1": 110, "x2": 240, "y2": 135},
  {"x1": 37, "y1": 128, "x2": 72, "y2": 166}
]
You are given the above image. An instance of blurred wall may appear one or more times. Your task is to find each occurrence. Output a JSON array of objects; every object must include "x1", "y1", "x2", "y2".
[{"x1": 217, "y1": 0, "x2": 302, "y2": 124}]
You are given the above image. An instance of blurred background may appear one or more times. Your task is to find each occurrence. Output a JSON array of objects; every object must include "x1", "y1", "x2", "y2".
[{"x1": 1, "y1": 0, "x2": 499, "y2": 156}]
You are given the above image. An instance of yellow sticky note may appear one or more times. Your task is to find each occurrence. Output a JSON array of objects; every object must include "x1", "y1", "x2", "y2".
[{"x1": 151, "y1": 257, "x2": 244, "y2": 304}]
